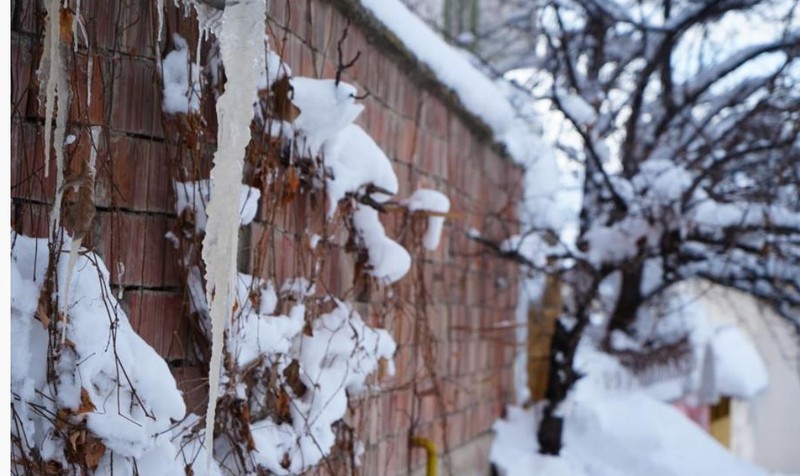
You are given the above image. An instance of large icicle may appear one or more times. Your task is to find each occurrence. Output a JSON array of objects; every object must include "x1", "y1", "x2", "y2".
[{"x1": 200, "y1": 0, "x2": 266, "y2": 467}]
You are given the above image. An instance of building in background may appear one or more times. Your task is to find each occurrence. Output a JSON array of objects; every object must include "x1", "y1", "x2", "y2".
[
  {"x1": 401, "y1": 0, "x2": 540, "y2": 70},
  {"x1": 699, "y1": 286, "x2": 800, "y2": 473}
]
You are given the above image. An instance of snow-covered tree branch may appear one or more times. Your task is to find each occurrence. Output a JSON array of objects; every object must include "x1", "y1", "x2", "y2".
[{"x1": 471, "y1": 0, "x2": 800, "y2": 456}]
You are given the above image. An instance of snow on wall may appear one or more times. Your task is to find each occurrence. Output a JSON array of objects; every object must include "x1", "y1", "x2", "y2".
[
  {"x1": 290, "y1": 77, "x2": 365, "y2": 156},
  {"x1": 402, "y1": 188, "x2": 451, "y2": 250},
  {"x1": 246, "y1": 302, "x2": 396, "y2": 474},
  {"x1": 359, "y1": 0, "x2": 543, "y2": 167},
  {"x1": 174, "y1": 180, "x2": 261, "y2": 233},
  {"x1": 161, "y1": 33, "x2": 202, "y2": 115},
  {"x1": 350, "y1": 203, "x2": 410, "y2": 282},
  {"x1": 11, "y1": 233, "x2": 191, "y2": 473},
  {"x1": 11, "y1": 0, "x2": 528, "y2": 473},
  {"x1": 322, "y1": 123, "x2": 399, "y2": 217}
]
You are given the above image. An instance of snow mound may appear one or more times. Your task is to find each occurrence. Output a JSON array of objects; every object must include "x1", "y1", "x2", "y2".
[
  {"x1": 11, "y1": 232, "x2": 188, "y2": 470},
  {"x1": 290, "y1": 77, "x2": 364, "y2": 156},
  {"x1": 353, "y1": 204, "x2": 412, "y2": 283},
  {"x1": 323, "y1": 123, "x2": 399, "y2": 217},
  {"x1": 249, "y1": 301, "x2": 396, "y2": 474},
  {"x1": 491, "y1": 347, "x2": 769, "y2": 476},
  {"x1": 231, "y1": 274, "x2": 304, "y2": 367},
  {"x1": 711, "y1": 326, "x2": 768, "y2": 399}
]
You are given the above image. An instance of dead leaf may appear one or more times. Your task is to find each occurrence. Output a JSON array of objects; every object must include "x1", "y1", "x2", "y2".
[
  {"x1": 83, "y1": 437, "x2": 106, "y2": 469},
  {"x1": 44, "y1": 460, "x2": 63, "y2": 475},
  {"x1": 77, "y1": 388, "x2": 96, "y2": 414},
  {"x1": 378, "y1": 357, "x2": 391, "y2": 381},
  {"x1": 271, "y1": 76, "x2": 300, "y2": 122},
  {"x1": 36, "y1": 302, "x2": 51, "y2": 329},
  {"x1": 282, "y1": 360, "x2": 307, "y2": 398},
  {"x1": 68, "y1": 430, "x2": 83, "y2": 451},
  {"x1": 59, "y1": 8, "x2": 73, "y2": 44},
  {"x1": 56, "y1": 408, "x2": 72, "y2": 430},
  {"x1": 281, "y1": 168, "x2": 300, "y2": 204},
  {"x1": 280, "y1": 452, "x2": 291, "y2": 470},
  {"x1": 275, "y1": 389, "x2": 292, "y2": 423}
]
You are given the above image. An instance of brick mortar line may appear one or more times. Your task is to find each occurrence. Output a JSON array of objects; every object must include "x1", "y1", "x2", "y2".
[{"x1": 11, "y1": 197, "x2": 178, "y2": 220}]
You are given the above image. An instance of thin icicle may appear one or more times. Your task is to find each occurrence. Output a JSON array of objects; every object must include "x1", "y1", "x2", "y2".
[
  {"x1": 72, "y1": 0, "x2": 88, "y2": 53},
  {"x1": 86, "y1": 55, "x2": 93, "y2": 109},
  {"x1": 60, "y1": 126, "x2": 100, "y2": 344},
  {"x1": 50, "y1": 82, "x2": 69, "y2": 236},
  {"x1": 200, "y1": 0, "x2": 266, "y2": 468},
  {"x1": 157, "y1": 0, "x2": 165, "y2": 43},
  {"x1": 40, "y1": 0, "x2": 59, "y2": 179}
]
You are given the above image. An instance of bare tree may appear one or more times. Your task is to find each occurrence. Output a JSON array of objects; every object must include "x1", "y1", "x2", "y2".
[{"x1": 475, "y1": 0, "x2": 800, "y2": 455}]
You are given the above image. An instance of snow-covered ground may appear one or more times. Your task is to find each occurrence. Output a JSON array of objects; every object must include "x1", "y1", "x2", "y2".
[{"x1": 490, "y1": 348, "x2": 772, "y2": 476}]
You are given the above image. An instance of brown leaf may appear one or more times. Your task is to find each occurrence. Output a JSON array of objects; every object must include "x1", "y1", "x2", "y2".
[
  {"x1": 271, "y1": 76, "x2": 300, "y2": 122},
  {"x1": 280, "y1": 452, "x2": 291, "y2": 470},
  {"x1": 44, "y1": 460, "x2": 63, "y2": 475},
  {"x1": 282, "y1": 360, "x2": 307, "y2": 398},
  {"x1": 83, "y1": 437, "x2": 106, "y2": 470},
  {"x1": 275, "y1": 389, "x2": 292, "y2": 423},
  {"x1": 36, "y1": 302, "x2": 51, "y2": 329},
  {"x1": 58, "y1": 8, "x2": 73, "y2": 44},
  {"x1": 378, "y1": 357, "x2": 391, "y2": 381},
  {"x1": 281, "y1": 168, "x2": 300, "y2": 204},
  {"x1": 77, "y1": 388, "x2": 96, "y2": 414},
  {"x1": 68, "y1": 430, "x2": 83, "y2": 451},
  {"x1": 56, "y1": 408, "x2": 72, "y2": 430}
]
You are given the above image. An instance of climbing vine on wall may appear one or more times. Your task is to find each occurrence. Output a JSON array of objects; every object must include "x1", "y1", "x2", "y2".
[{"x1": 11, "y1": 0, "x2": 458, "y2": 475}]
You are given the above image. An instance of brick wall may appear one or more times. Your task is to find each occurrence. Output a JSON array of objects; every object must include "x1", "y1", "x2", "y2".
[{"x1": 11, "y1": 0, "x2": 526, "y2": 473}]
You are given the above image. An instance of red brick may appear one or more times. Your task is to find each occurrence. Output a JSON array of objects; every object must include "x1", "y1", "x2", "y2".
[
  {"x1": 125, "y1": 289, "x2": 186, "y2": 360},
  {"x1": 99, "y1": 211, "x2": 179, "y2": 288},
  {"x1": 69, "y1": 54, "x2": 106, "y2": 125},
  {"x1": 109, "y1": 56, "x2": 164, "y2": 137},
  {"x1": 11, "y1": 0, "x2": 40, "y2": 35},
  {"x1": 11, "y1": 36, "x2": 34, "y2": 121}
]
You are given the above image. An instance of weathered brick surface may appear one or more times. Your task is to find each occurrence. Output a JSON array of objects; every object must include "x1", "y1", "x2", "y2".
[{"x1": 11, "y1": 0, "x2": 528, "y2": 474}]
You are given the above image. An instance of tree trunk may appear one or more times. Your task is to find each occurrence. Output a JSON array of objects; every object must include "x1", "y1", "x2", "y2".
[
  {"x1": 606, "y1": 265, "x2": 644, "y2": 336},
  {"x1": 537, "y1": 315, "x2": 588, "y2": 455}
]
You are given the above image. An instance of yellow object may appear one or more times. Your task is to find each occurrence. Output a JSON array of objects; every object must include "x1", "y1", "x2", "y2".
[
  {"x1": 411, "y1": 436, "x2": 438, "y2": 476},
  {"x1": 710, "y1": 397, "x2": 732, "y2": 447}
]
